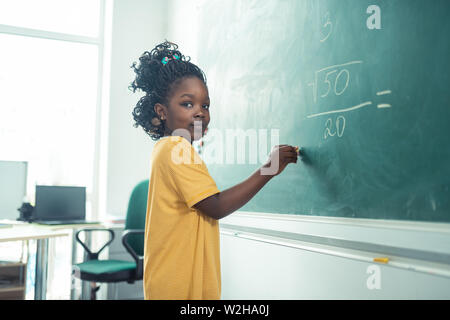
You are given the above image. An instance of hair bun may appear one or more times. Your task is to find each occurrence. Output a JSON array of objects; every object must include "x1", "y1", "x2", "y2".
[{"x1": 129, "y1": 40, "x2": 187, "y2": 94}]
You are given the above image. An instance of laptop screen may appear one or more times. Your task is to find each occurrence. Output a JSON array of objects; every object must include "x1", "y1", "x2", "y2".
[{"x1": 34, "y1": 185, "x2": 86, "y2": 221}]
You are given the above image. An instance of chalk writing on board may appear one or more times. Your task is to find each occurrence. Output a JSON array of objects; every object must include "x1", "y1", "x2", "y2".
[
  {"x1": 324, "y1": 115, "x2": 346, "y2": 139},
  {"x1": 376, "y1": 90, "x2": 391, "y2": 96},
  {"x1": 306, "y1": 60, "x2": 392, "y2": 139},
  {"x1": 320, "y1": 11, "x2": 333, "y2": 43},
  {"x1": 376, "y1": 90, "x2": 392, "y2": 108},
  {"x1": 307, "y1": 60, "x2": 362, "y2": 104},
  {"x1": 307, "y1": 101, "x2": 372, "y2": 118}
]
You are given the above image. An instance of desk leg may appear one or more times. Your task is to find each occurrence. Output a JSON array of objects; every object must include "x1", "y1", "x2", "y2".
[
  {"x1": 34, "y1": 238, "x2": 48, "y2": 300},
  {"x1": 70, "y1": 230, "x2": 78, "y2": 300}
]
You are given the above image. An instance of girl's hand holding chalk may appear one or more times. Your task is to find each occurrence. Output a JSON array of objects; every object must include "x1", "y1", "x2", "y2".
[{"x1": 262, "y1": 144, "x2": 299, "y2": 177}]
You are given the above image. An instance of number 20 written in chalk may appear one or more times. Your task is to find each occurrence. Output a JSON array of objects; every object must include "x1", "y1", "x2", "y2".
[{"x1": 324, "y1": 115, "x2": 346, "y2": 139}]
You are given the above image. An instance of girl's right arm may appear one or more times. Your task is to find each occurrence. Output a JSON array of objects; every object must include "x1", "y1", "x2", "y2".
[{"x1": 194, "y1": 145, "x2": 298, "y2": 220}]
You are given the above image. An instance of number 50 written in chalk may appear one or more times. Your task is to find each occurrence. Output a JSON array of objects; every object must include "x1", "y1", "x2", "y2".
[
  {"x1": 320, "y1": 69, "x2": 350, "y2": 98},
  {"x1": 308, "y1": 61, "x2": 362, "y2": 104}
]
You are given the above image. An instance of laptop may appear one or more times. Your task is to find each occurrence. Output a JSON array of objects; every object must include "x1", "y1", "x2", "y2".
[{"x1": 33, "y1": 185, "x2": 97, "y2": 225}]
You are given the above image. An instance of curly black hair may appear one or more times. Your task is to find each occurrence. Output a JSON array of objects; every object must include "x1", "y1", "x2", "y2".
[{"x1": 129, "y1": 40, "x2": 207, "y2": 140}]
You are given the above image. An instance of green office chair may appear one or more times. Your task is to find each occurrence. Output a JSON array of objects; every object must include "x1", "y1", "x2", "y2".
[{"x1": 72, "y1": 180, "x2": 148, "y2": 300}]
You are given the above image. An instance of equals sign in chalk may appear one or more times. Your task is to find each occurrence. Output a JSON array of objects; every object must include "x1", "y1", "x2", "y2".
[{"x1": 376, "y1": 90, "x2": 392, "y2": 108}]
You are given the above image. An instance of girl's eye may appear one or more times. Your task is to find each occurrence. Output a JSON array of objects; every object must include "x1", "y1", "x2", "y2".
[
  {"x1": 181, "y1": 102, "x2": 210, "y2": 110},
  {"x1": 182, "y1": 102, "x2": 194, "y2": 108}
]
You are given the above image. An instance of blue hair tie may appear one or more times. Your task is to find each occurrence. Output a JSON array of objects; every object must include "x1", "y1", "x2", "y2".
[{"x1": 161, "y1": 54, "x2": 180, "y2": 65}]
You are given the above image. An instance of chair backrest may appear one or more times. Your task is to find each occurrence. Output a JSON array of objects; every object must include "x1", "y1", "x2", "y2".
[{"x1": 124, "y1": 179, "x2": 148, "y2": 257}]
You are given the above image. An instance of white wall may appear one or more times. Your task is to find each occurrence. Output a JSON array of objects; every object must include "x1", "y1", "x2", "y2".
[
  {"x1": 220, "y1": 212, "x2": 450, "y2": 299},
  {"x1": 106, "y1": 0, "x2": 168, "y2": 217}
]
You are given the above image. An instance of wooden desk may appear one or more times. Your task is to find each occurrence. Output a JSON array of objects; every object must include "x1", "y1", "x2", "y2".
[
  {"x1": 0, "y1": 223, "x2": 69, "y2": 242},
  {"x1": 0, "y1": 222, "x2": 69, "y2": 299}
]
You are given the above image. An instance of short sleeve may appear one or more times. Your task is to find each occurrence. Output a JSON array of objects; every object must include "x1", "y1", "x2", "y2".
[{"x1": 164, "y1": 137, "x2": 220, "y2": 208}]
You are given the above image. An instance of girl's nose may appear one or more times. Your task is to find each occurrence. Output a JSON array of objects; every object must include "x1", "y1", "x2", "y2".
[{"x1": 194, "y1": 107, "x2": 206, "y2": 118}]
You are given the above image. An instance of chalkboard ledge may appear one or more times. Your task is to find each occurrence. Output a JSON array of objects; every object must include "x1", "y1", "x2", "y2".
[
  {"x1": 220, "y1": 211, "x2": 450, "y2": 266},
  {"x1": 225, "y1": 211, "x2": 450, "y2": 234}
]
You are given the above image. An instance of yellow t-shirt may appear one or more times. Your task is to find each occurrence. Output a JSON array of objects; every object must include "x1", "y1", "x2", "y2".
[{"x1": 143, "y1": 136, "x2": 221, "y2": 300}]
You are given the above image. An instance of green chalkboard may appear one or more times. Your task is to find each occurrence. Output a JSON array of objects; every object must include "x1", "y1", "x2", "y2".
[{"x1": 194, "y1": 0, "x2": 450, "y2": 222}]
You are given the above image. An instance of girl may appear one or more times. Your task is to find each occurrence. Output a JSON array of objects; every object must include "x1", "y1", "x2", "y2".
[{"x1": 130, "y1": 41, "x2": 298, "y2": 300}]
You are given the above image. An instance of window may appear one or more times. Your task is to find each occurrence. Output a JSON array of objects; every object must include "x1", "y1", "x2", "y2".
[
  {"x1": 0, "y1": 33, "x2": 98, "y2": 190},
  {"x1": 0, "y1": 0, "x2": 109, "y2": 221},
  {"x1": 0, "y1": 0, "x2": 112, "y2": 300}
]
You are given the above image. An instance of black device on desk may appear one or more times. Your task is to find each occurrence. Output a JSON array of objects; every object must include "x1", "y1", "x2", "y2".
[{"x1": 33, "y1": 185, "x2": 97, "y2": 225}]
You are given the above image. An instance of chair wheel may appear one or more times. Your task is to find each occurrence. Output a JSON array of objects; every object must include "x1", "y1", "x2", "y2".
[{"x1": 90, "y1": 283, "x2": 101, "y2": 300}]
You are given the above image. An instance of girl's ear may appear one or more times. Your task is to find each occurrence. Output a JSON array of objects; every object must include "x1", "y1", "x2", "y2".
[{"x1": 154, "y1": 103, "x2": 167, "y2": 120}]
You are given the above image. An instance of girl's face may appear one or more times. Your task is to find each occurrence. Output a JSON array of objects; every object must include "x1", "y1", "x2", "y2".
[{"x1": 155, "y1": 76, "x2": 210, "y2": 143}]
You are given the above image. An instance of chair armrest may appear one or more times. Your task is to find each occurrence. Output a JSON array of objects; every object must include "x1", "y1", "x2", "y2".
[
  {"x1": 75, "y1": 228, "x2": 115, "y2": 261},
  {"x1": 122, "y1": 229, "x2": 144, "y2": 279}
]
